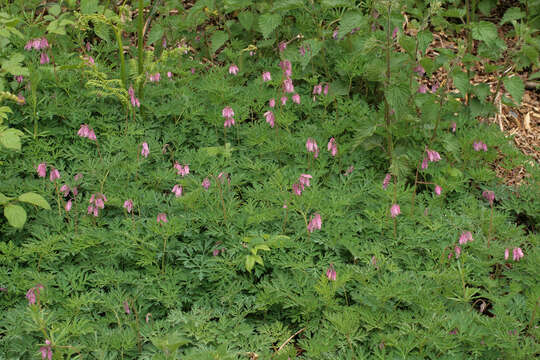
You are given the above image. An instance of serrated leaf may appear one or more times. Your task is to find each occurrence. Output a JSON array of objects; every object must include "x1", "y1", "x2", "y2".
[
  {"x1": 0, "y1": 128, "x2": 21, "y2": 150},
  {"x1": 4, "y1": 204, "x2": 26, "y2": 228},
  {"x1": 321, "y1": 0, "x2": 351, "y2": 8},
  {"x1": 94, "y1": 21, "x2": 110, "y2": 42},
  {"x1": 478, "y1": 0, "x2": 497, "y2": 16},
  {"x1": 272, "y1": 0, "x2": 305, "y2": 12},
  {"x1": 503, "y1": 76, "x2": 524, "y2": 105},
  {"x1": 452, "y1": 71, "x2": 470, "y2": 97},
  {"x1": 223, "y1": 0, "x2": 251, "y2": 12},
  {"x1": 238, "y1": 11, "x2": 254, "y2": 30},
  {"x1": 81, "y1": 0, "x2": 99, "y2": 14},
  {"x1": 399, "y1": 35, "x2": 416, "y2": 56},
  {"x1": 471, "y1": 21, "x2": 498, "y2": 43},
  {"x1": 385, "y1": 84, "x2": 409, "y2": 114},
  {"x1": 417, "y1": 30, "x2": 433, "y2": 55},
  {"x1": 299, "y1": 39, "x2": 322, "y2": 69},
  {"x1": 209, "y1": 31, "x2": 229, "y2": 54},
  {"x1": 258, "y1": 13, "x2": 282, "y2": 39},
  {"x1": 339, "y1": 11, "x2": 365, "y2": 38},
  {"x1": 500, "y1": 7, "x2": 524, "y2": 25},
  {"x1": 147, "y1": 23, "x2": 163, "y2": 45},
  {"x1": 18, "y1": 192, "x2": 51, "y2": 210}
]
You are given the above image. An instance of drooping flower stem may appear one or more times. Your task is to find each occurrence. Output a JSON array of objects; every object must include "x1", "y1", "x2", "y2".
[
  {"x1": 383, "y1": 2, "x2": 394, "y2": 162},
  {"x1": 161, "y1": 235, "x2": 168, "y2": 275},
  {"x1": 53, "y1": 182, "x2": 61, "y2": 216},
  {"x1": 137, "y1": 0, "x2": 145, "y2": 98},
  {"x1": 488, "y1": 203, "x2": 493, "y2": 248}
]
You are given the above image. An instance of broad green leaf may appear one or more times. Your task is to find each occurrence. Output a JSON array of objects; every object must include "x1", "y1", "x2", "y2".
[
  {"x1": 18, "y1": 192, "x2": 51, "y2": 210},
  {"x1": 238, "y1": 11, "x2": 254, "y2": 30},
  {"x1": 399, "y1": 35, "x2": 416, "y2": 56},
  {"x1": 452, "y1": 71, "x2": 470, "y2": 97},
  {"x1": 385, "y1": 84, "x2": 410, "y2": 114},
  {"x1": 478, "y1": 0, "x2": 497, "y2": 16},
  {"x1": 209, "y1": 31, "x2": 228, "y2": 54},
  {"x1": 299, "y1": 39, "x2": 322, "y2": 69},
  {"x1": 339, "y1": 11, "x2": 365, "y2": 38},
  {"x1": 500, "y1": 7, "x2": 524, "y2": 25},
  {"x1": 321, "y1": 0, "x2": 351, "y2": 8},
  {"x1": 94, "y1": 21, "x2": 110, "y2": 42},
  {"x1": 4, "y1": 204, "x2": 26, "y2": 228},
  {"x1": 272, "y1": 0, "x2": 304, "y2": 12},
  {"x1": 147, "y1": 23, "x2": 163, "y2": 45},
  {"x1": 258, "y1": 13, "x2": 282, "y2": 38},
  {"x1": 471, "y1": 21, "x2": 498, "y2": 43},
  {"x1": 503, "y1": 76, "x2": 524, "y2": 105},
  {"x1": 0, "y1": 192, "x2": 12, "y2": 205},
  {"x1": 0, "y1": 128, "x2": 21, "y2": 150},
  {"x1": 245, "y1": 255, "x2": 256, "y2": 272},
  {"x1": 417, "y1": 30, "x2": 433, "y2": 55},
  {"x1": 48, "y1": 4, "x2": 62, "y2": 17},
  {"x1": 80, "y1": 0, "x2": 99, "y2": 14},
  {"x1": 223, "y1": 0, "x2": 251, "y2": 12}
]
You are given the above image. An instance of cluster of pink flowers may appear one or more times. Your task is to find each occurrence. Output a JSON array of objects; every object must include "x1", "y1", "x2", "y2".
[
  {"x1": 229, "y1": 64, "x2": 239, "y2": 75},
  {"x1": 88, "y1": 193, "x2": 107, "y2": 217},
  {"x1": 307, "y1": 213, "x2": 322, "y2": 233},
  {"x1": 60, "y1": 183, "x2": 78, "y2": 212},
  {"x1": 413, "y1": 64, "x2": 425, "y2": 76},
  {"x1": 26, "y1": 284, "x2": 44, "y2": 305},
  {"x1": 482, "y1": 190, "x2": 495, "y2": 205},
  {"x1": 202, "y1": 177, "x2": 211, "y2": 190},
  {"x1": 128, "y1": 85, "x2": 140, "y2": 108},
  {"x1": 83, "y1": 55, "x2": 95, "y2": 66},
  {"x1": 171, "y1": 184, "x2": 183, "y2": 197},
  {"x1": 326, "y1": 263, "x2": 336, "y2": 281},
  {"x1": 174, "y1": 162, "x2": 190, "y2": 176},
  {"x1": 77, "y1": 124, "x2": 97, "y2": 141},
  {"x1": 124, "y1": 199, "x2": 133, "y2": 213},
  {"x1": 39, "y1": 340, "x2": 53, "y2": 360},
  {"x1": 264, "y1": 111, "x2": 275, "y2": 128},
  {"x1": 473, "y1": 141, "x2": 488, "y2": 152},
  {"x1": 37, "y1": 163, "x2": 61, "y2": 182},
  {"x1": 292, "y1": 174, "x2": 312, "y2": 196},
  {"x1": 25, "y1": 37, "x2": 49, "y2": 51},
  {"x1": 327, "y1": 138, "x2": 337, "y2": 157},
  {"x1": 459, "y1": 231, "x2": 473, "y2": 245},
  {"x1": 262, "y1": 71, "x2": 271, "y2": 82},
  {"x1": 421, "y1": 148, "x2": 441, "y2": 170},
  {"x1": 141, "y1": 142, "x2": 149, "y2": 157},
  {"x1": 390, "y1": 204, "x2": 401, "y2": 218},
  {"x1": 222, "y1": 106, "x2": 235, "y2": 128},
  {"x1": 148, "y1": 73, "x2": 161, "y2": 82},
  {"x1": 306, "y1": 138, "x2": 319, "y2": 158},
  {"x1": 312, "y1": 83, "x2": 329, "y2": 101},
  {"x1": 382, "y1": 173, "x2": 392, "y2": 189},
  {"x1": 157, "y1": 213, "x2": 168, "y2": 224},
  {"x1": 505, "y1": 247, "x2": 524, "y2": 261}
]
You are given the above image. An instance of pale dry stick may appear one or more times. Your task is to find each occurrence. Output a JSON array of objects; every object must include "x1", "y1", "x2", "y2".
[{"x1": 275, "y1": 327, "x2": 306, "y2": 354}]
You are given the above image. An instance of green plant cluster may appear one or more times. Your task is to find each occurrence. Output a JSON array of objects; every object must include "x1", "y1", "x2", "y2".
[{"x1": 0, "y1": 0, "x2": 538, "y2": 358}]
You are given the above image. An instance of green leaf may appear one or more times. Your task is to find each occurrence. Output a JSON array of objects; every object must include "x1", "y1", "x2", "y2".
[
  {"x1": 93, "y1": 21, "x2": 110, "y2": 42},
  {"x1": 385, "y1": 84, "x2": 410, "y2": 114},
  {"x1": 238, "y1": 11, "x2": 254, "y2": 30},
  {"x1": 0, "y1": 128, "x2": 21, "y2": 150},
  {"x1": 0, "y1": 192, "x2": 12, "y2": 205},
  {"x1": 321, "y1": 0, "x2": 351, "y2": 8},
  {"x1": 417, "y1": 30, "x2": 433, "y2": 55},
  {"x1": 272, "y1": 0, "x2": 305, "y2": 12},
  {"x1": 209, "y1": 31, "x2": 229, "y2": 54},
  {"x1": 452, "y1": 71, "x2": 470, "y2": 97},
  {"x1": 399, "y1": 35, "x2": 416, "y2": 56},
  {"x1": 258, "y1": 13, "x2": 282, "y2": 39},
  {"x1": 478, "y1": 0, "x2": 497, "y2": 16},
  {"x1": 80, "y1": 0, "x2": 99, "y2": 15},
  {"x1": 18, "y1": 192, "x2": 51, "y2": 210},
  {"x1": 147, "y1": 23, "x2": 163, "y2": 45},
  {"x1": 503, "y1": 76, "x2": 524, "y2": 105},
  {"x1": 48, "y1": 4, "x2": 62, "y2": 17},
  {"x1": 223, "y1": 0, "x2": 251, "y2": 12},
  {"x1": 339, "y1": 11, "x2": 366, "y2": 38},
  {"x1": 4, "y1": 204, "x2": 26, "y2": 228},
  {"x1": 245, "y1": 255, "x2": 256, "y2": 272},
  {"x1": 500, "y1": 7, "x2": 524, "y2": 25},
  {"x1": 471, "y1": 21, "x2": 498, "y2": 43}
]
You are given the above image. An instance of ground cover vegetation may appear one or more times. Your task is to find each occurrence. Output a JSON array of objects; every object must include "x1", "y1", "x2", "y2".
[{"x1": 0, "y1": 0, "x2": 539, "y2": 358}]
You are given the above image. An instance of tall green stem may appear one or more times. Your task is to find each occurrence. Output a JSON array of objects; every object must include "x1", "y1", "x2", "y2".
[
  {"x1": 114, "y1": 28, "x2": 127, "y2": 88},
  {"x1": 137, "y1": 0, "x2": 145, "y2": 97}
]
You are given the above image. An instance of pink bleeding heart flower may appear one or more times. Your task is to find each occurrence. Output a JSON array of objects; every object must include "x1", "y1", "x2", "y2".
[
  {"x1": 262, "y1": 71, "x2": 271, "y2": 82},
  {"x1": 454, "y1": 246, "x2": 461, "y2": 258},
  {"x1": 306, "y1": 138, "x2": 319, "y2": 158},
  {"x1": 473, "y1": 141, "x2": 488, "y2": 152},
  {"x1": 504, "y1": 248, "x2": 509, "y2": 260},
  {"x1": 60, "y1": 184, "x2": 70, "y2": 197},
  {"x1": 323, "y1": 84, "x2": 329, "y2": 95},
  {"x1": 482, "y1": 190, "x2": 495, "y2": 205},
  {"x1": 65, "y1": 199, "x2": 72, "y2": 212},
  {"x1": 327, "y1": 137, "x2": 337, "y2": 157},
  {"x1": 390, "y1": 204, "x2": 400, "y2": 218},
  {"x1": 157, "y1": 213, "x2": 168, "y2": 224},
  {"x1": 313, "y1": 84, "x2": 322, "y2": 95},
  {"x1": 283, "y1": 78, "x2": 294, "y2": 93},
  {"x1": 298, "y1": 174, "x2": 312, "y2": 187},
  {"x1": 141, "y1": 142, "x2": 149, "y2": 158},
  {"x1": 326, "y1": 263, "x2": 336, "y2": 281},
  {"x1": 224, "y1": 117, "x2": 235, "y2": 128},
  {"x1": 278, "y1": 42, "x2": 287, "y2": 52},
  {"x1": 418, "y1": 84, "x2": 427, "y2": 93},
  {"x1": 78, "y1": 124, "x2": 90, "y2": 138},
  {"x1": 269, "y1": 98, "x2": 276, "y2": 108},
  {"x1": 49, "y1": 168, "x2": 60, "y2": 182},
  {"x1": 264, "y1": 111, "x2": 275, "y2": 128},
  {"x1": 292, "y1": 183, "x2": 302, "y2": 196},
  {"x1": 292, "y1": 93, "x2": 300, "y2": 104},
  {"x1": 123, "y1": 199, "x2": 133, "y2": 213},
  {"x1": 459, "y1": 231, "x2": 473, "y2": 245},
  {"x1": 40, "y1": 52, "x2": 50, "y2": 65},
  {"x1": 174, "y1": 162, "x2": 190, "y2": 176},
  {"x1": 382, "y1": 173, "x2": 391, "y2": 190},
  {"x1": 451, "y1": 122, "x2": 457, "y2": 133},
  {"x1": 171, "y1": 184, "x2": 183, "y2": 197},
  {"x1": 413, "y1": 65, "x2": 425, "y2": 76},
  {"x1": 167, "y1": 71, "x2": 173, "y2": 79},
  {"x1": 228, "y1": 64, "x2": 239, "y2": 75},
  {"x1": 37, "y1": 163, "x2": 47, "y2": 178},
  {"x1": 434, "y1": 185, "x2": 442, "y2": 196},
  {"x1": 512, "y1": 247, "x2": 524, "y2": 261},
  {"x1": 307, "y1": 213, "x2": 322, "y2": 233},
  {"x1": 281, "y1": 96, "x2": 287, "y2": 106},
  {"x1": 222, "y1": 106, "x2": 234, "y2": 118},
  {"x1": 202, "y1": 177, "x2": 211, "y2": 190},
  {"x1": 39, "y1": 339, "x2": 52, "y2": 360}
]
